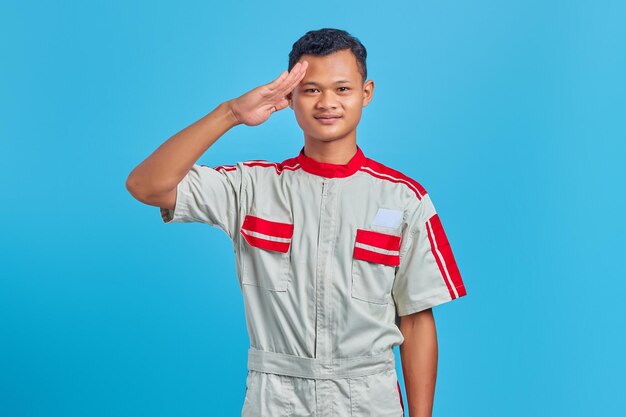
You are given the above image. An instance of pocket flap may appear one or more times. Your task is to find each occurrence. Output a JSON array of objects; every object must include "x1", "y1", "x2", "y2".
[
  {"x1": 353, "y1": 228, "x2": 401, "y2": 266},
  {"x1": 240, "y1": 214, "x2": 294, "y2": 253}
]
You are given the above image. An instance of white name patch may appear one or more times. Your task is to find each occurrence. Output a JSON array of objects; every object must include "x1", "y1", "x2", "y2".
[{"x1": 372, "y1": 208, "x2": 403, "y2": 229}]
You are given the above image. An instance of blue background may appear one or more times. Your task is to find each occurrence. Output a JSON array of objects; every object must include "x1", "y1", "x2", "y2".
[{"x1": 2, "y1": 0, "x2": 625, "y2": 416}]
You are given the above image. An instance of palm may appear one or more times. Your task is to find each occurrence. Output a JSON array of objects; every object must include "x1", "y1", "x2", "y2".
[{"x1": 231, "y1": 61, "x2": 308, "y2": 126}]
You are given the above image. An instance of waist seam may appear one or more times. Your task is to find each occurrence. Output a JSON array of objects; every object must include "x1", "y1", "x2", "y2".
[{"x1": 247, "y1": 347, "x2": 396, "y2": 380}]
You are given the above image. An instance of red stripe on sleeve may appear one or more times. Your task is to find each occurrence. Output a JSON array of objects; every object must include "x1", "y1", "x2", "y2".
[
  {"x1": 426, "y1": 214, "x2": 466, "y2": 298},
  {"x1": 397, "y1": 380, "x2": 404, "y2": 414}
]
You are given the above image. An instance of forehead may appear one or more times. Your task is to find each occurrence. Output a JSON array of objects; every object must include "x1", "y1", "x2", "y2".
[{"x1": 297, "y1": 49, "x2": 361, "y2": 84}]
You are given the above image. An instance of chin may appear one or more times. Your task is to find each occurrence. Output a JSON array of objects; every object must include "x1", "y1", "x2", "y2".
[{"x1": 298, "y1": 122, "x2": 355, "y2": 143}]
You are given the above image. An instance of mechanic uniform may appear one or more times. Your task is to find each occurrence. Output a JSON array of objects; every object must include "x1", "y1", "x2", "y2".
[{"x1": 160, "y1": 145, "x2": 467, "y2": 417}]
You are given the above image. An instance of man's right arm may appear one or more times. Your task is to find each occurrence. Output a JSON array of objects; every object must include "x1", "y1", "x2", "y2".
[
  {"x1": 125, "y1": 101, "x2": 240, "y2": 209},
  {"x1": 125, "y1": 60, "x2": 309, "y2": 210}
]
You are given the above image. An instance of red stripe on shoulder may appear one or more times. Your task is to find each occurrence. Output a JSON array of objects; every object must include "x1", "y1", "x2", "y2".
[
  {"x1": 242, "y1": 157, "x2": 301, "y2": 175},
  {"x1": 212, "y1": 164, "x2": 237, "y2": 171},
  {"x1": 359, "y1": 158, "x2": 428, "y2": 200}
]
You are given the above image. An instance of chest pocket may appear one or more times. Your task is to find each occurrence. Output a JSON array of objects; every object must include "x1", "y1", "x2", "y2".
[
  {"x1": 239, "y1": 214, "x2": 293, "y2": 292},
  {"x1": 351, "y1": 228, "x2": 401, "y2": 304}
]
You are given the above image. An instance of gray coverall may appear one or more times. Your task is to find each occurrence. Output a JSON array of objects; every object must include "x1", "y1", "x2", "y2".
[{"x1": 161, "y1": 145, "x2": 467, "y2": 416}]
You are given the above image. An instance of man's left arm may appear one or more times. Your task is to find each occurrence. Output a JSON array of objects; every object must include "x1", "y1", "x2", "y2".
[
  {"x1": 399, "y1": 308, "x2": 438, "y2": 417},
  {"x1": 392, "y1": 192, "x2": 467, "y2": 416}
]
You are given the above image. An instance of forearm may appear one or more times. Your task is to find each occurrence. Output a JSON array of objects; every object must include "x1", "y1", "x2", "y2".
[
  {"x1": 399, "y1": 308, "x2": 438, "y2": 417},
  {"x1": 126, "y1": 100, "x2": 240, "y2": 200}
]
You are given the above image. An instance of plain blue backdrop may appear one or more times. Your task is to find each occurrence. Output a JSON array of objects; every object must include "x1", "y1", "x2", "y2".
[{"x1": 1, "y1": 1, "x2": 625, "y2": 416}]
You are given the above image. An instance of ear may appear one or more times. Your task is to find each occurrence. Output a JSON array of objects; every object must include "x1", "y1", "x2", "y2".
[
  {"x1": 362, "y1": 80, "x2": 374, "y2": 107},
  {"x1": 286, "y1": 92, "x2": 293, "y2": 109}
]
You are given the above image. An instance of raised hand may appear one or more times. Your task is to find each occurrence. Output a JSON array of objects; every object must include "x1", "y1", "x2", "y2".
[{"x1": 228, "y1": 61, "x2": 308, "y2": 126}]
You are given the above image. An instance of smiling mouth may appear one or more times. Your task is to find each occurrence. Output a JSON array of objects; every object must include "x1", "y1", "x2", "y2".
[
  {"x1": 313, "y1": 114, "x2": 342, "y2": 125},
  {"x1": 314, "y1": 116, "x2": 342, "y2": 124}
]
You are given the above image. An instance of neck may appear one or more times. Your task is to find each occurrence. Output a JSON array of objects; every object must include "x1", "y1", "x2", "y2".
[{"x1": 302, "y1": 138, "x2": 358, "y2": 165}]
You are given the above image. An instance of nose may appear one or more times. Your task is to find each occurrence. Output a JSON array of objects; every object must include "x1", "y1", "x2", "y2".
[{"x1": 315, "y1": 90, "x2": 338, "y2": 109}]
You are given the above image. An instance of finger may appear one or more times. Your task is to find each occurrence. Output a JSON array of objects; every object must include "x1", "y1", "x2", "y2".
[
  {"x1": 266, "y1": 70, "x2": 289, "y2": 91},
  {"x1": 266, "y1": 61, "x2": 306, "y2": 101},
  {"x1": 273, "y1": 98, "x2": 289, "y2": 112},
  {"x1": 279, "y1": 65, "x2": 307, "y2": 96},
  {"x1": 284, "y1": 61, "x2": 307, "y2": 88},
  {"x1": 274, "y1": 62, "x2": 303, "y2": 91}
]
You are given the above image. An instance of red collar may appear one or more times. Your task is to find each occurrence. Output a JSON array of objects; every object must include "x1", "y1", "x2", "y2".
[{"x1": 296, "y1": 145, "x2": 366, "y2": 178}]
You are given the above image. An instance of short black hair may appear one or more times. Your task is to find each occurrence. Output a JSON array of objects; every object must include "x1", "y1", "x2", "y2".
[{"x1": 288, "y1": 28, "x2": 367, "y2": 83}]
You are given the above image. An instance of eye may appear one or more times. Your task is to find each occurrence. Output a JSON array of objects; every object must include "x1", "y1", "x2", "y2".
[
  {"x1": 304, "y1": 88, "x2": 319, "y2": 93},
  {"x1": 338, "y1": 87, "x2": 350, "y2": 92}
]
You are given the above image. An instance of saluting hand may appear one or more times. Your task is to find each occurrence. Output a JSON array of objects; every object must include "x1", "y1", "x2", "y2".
[{"x1": 228, "y1": 61, "x2": 308, "y2": 126}]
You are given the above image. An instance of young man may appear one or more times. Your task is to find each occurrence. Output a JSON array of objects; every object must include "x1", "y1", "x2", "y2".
[{"x1": 127, "y1": 28, "x2": 467, "y2": 417}]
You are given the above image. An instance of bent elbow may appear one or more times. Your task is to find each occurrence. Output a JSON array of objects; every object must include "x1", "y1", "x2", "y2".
[{"x1": 125, "y1": 173, "x2": 148, "y2": 203}]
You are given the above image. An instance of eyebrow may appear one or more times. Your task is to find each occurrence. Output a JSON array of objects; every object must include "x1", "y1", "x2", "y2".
[{"x1": 301, "y1": 80, "x2": 351, "y2": 87}]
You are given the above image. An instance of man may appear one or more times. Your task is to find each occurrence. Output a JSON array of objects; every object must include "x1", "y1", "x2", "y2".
[{"x1": 127, "y1": 28, "x2": 467, "y2": 417}]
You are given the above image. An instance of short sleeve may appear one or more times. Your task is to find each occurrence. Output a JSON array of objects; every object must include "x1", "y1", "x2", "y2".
[
  {"x1": 392, "y1": 193, "x2": 467, "y2": 316},
  {"x1": 159, "y1": 163, "x2": 244, "y2": 239}
]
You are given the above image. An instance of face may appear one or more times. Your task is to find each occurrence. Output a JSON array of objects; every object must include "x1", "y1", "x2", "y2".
[{"x1": 287, "y1": 49, "x2": 374, "y2": 145}]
